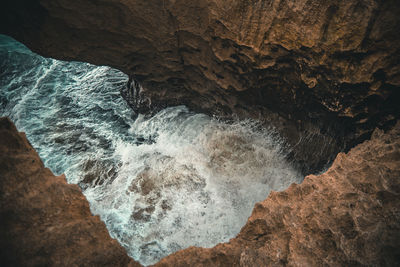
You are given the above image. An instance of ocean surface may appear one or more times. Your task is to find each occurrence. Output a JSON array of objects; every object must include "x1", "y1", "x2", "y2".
[{"x1": 0, "y1": 34, "x2": 302, "y2": 265}]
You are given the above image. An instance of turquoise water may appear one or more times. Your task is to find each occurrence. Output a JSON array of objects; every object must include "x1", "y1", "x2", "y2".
[
  {"x1": 0, "y1": 34, "x2": 134, "y2": 181},
  {"x1": 0, "y1": 35, "x2": 301, "y2": 265}
]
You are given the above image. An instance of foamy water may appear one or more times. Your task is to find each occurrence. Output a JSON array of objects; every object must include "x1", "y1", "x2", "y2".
[{"x1": 0, "y1": 35, "x2": 302, "y2": 265}]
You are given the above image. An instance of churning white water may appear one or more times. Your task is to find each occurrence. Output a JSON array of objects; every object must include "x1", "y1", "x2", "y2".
[{"x1": 0, "y1": 35, "x2": 302, "y2": 265}]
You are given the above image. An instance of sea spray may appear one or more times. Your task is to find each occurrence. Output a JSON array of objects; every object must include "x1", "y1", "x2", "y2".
[{"x1": 0, "y1": 34, "x2": 302, "y2": 265}]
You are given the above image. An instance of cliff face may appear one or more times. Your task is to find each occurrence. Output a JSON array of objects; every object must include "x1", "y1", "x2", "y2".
[
  {"x1": 1, "y1": 119, "x2": 399, "y2": 266},
  {"x1": 0, "y1": 117, "x2": 141, "y2": 267},
  {"x1": 155, "y1": 122, "x2": 400, "y2": 266},
  {"x1": 1, "y1": 0, "x2": 399, "y2": 173},
  {"x1": 1, "y1": 0, "x2": 400, "y2": 265}
]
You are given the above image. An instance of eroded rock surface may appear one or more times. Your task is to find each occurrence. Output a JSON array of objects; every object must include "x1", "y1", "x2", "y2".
[
  {"x1": 0, "y1": 116, "x2": 399, "y2": 266},
  {"x1": 0, "y1": 117, "x2": 140, "y2": 266},
  {"x1": 1, "y1": 0, "x2": 399, "y2": 173},
  {"x1": 154, "y1": 122, "x2": 400, "y2": 266}
]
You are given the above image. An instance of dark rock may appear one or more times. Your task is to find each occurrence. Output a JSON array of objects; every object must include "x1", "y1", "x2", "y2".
[
  {"x1": 0, "y1": 117, "x2": 141, "y2": 267},
  {"x1": 1, "y1": 117, "x2": 399, "y2": 266},
  {"x1": 154, "y1": 122, "x2": 400, "y2": 266},
  {"x1": 2, "y1": 0, "x2": 399, "y2": 174}
]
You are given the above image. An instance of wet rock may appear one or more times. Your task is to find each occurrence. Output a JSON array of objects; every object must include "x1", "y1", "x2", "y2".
[{"x1": 78, "y1": 159, "x2": 118, "y2": 190}]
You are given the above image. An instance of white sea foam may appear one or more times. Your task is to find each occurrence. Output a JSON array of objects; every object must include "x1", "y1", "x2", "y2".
[
  {"x1": 0, "y1": 34, "x2": 302, "y2": 266},
  {"x1": 83, "y1": 106, "x2": 302, "y2": 265}
]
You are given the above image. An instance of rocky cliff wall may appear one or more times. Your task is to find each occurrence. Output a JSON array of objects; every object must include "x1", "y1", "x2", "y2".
[
  {"x1": 0, "y1": 117, "x2": 141, "y2": 267},
  {"x1": 155, "y1": 122, "x2": 400, "y2": 266},
  {"x1": 1, "y1": 118, "x2": 399, "y2": 266},
  {"x1": 2, "y1": 0, "x2": 399, "y2": 173}
]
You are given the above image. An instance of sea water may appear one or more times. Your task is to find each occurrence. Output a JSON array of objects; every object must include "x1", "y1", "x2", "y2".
[{"x1": 0, "y1": 35, "x2": 302, "y2": 265}]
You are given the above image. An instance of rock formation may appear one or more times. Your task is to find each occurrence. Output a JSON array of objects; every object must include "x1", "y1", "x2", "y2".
[
  {"x1": 1, "y1": 0, "x2": 399, "y2": 173},
  {"x1": 1, "y1": 117, "x2": 399, "y2": 266},
  {"x1": 155, "y1": 122, "x2": 400, "y2": 266},
  {"x1": 0, "y1": 117, "x2": 141, "y2": 267},
  {"x1": 1, "y1": 0, "x2": 400, "y2": 265}
]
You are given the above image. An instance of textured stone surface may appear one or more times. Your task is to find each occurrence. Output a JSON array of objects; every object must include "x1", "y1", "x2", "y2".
[
  {"x1": 1, "y1": 1, "x2": 400, "y2": 265},
  {"x1": 1, "y1": 117, "x2": 398, "y2": 266},
  {"x1": 154, "y1": 122, "x2": 400, "y2": 266},
  {"x1": 1, "y1": 0, "x2": 400, "y2": 173},
  {"x1": 0, "y1": 117, "x2": 140, "y2": 267}
]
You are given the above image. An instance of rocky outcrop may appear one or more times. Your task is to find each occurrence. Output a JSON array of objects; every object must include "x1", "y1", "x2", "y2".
[
  {"x1": 0, "y1": 117, "x2": 141, "y2": 266},
  {"x1": 1, "y1": 0, "x2": 400, "y2": 265},
  {"x1": 1, "y1": 117, "x2": 398, "y2": 266},
  {"x1": 154, "y1": 122, "x2": 400, "y2": 266},
  {"x1": 1, "y1": 0, "x2": 399, "y2": 173}
]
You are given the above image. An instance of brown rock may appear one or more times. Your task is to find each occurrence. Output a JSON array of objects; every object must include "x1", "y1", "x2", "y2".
[
  {"x1": 154, "y1": 122, "x2": 400, "y2": 266},
  {"x1": 0, "y1": 114, "x2": 399, "y2": 266},
  {"x1": 1, "y1": 0, "x2": 399, "y2": 173},
  {"x1": 0, "y1": 117, "x2": 141, "y2": 267},
  {"x1": 0, "y1": 1, "x2": 399, "y2": 264}
]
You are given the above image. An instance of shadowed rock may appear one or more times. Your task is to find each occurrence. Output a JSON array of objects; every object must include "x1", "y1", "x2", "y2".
[
  {"x1": 0, "y1": 117, "x2": 141, "y2": 267},
  {"x1": 154, "y1": 122, "x2": 400, "y2": 266},
  {"x1": 1, "y1": 117, "x2": 399, "y2": 266},
  {"x1": 1, "y1": 0, "x2": 399, "y2": 173}
]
